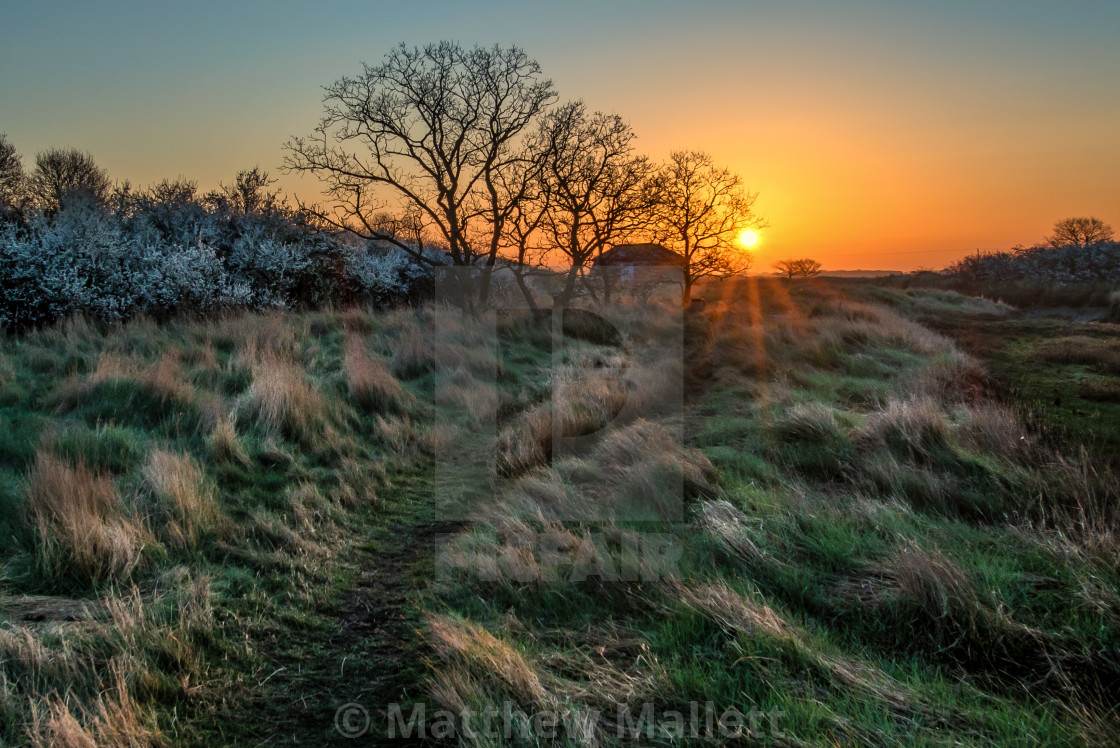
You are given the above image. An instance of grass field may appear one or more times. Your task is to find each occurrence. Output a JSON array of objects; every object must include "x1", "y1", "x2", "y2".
[{"x1": 0, "y1": 280, "x2": 1117, "y2": 745}]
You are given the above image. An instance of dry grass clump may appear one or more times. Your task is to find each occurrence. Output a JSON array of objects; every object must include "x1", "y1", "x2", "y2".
[
  {"x1": 697, "y1": 500, "x2": 769, "y2": 566},
  {"x1": 554, "y1": 373, "x2": 629, "y2": 438},
  {"x1": 955, "y1": 402, "x2": 1027, "y2": 461},
  {"x1": 386, "y1": 316, "x2": 432, "y2": 378},
  {"x1": 502, "y1": 419, "x2": 712, "y2": 521},
  {"x1": 903, "y1": 350, "x2": 987, "y2": 403},
  {"x1": 1032, "y1": 450, "x2": 1120, "y2": 562},
  {"x1": 26, "y1": 662, "x2": 161, "y2": 748},
  {"x1": 850, "y1": 542, "x2": 980, "y2": 627},
  {"x1": 245, "y1": 313, "x2": 299, "y2": 359},
  {"x1": 374, "y1": 414, "x2": 456, "y2": 459},
  {"x1": 145, "y1": 352, "x2": 195, "y2": 403},
  {"x1": 673, "y1": 580, "x2": 790, "y2": 639},
  {"x1": 497, "y1": 405, "x2": 553, "y2": 476},
  {"x1": 495, "y1": 363, "x2": 633, "y2": 479},
  {"x1": 1078, "y1": 378, "x2": 1120, "y2": 403},
  {"x1": 860, "y1": 397, "x2": 951, "y2": 461},
  {"x1": 142, "y1": 450, "x2": 221, "y2": 549},
  {"x1": 26, "y1": 452, "x2": 150, "y2": 586},
  {"x1": 53, "y1": 351, "x2": 196, "y2": 412},
  {"x1": 438, "y1": 366, "x2": 499, "y2": 425},
  {"x1": 206, "y1": 414, "x2": 250, "y2": 467},
  {"x1": 332, "y1": 457, "x2": 385, "y2": 508},
  {"x1": 773, "y1": 401, "x2": 848, "y2": 444},
  {"x1": 242, "y1": 352, "x2": 332, "y2": 444},
  {"x1": 812, "y1": 302, "x2": 955, "y2": 357},
  {"x1": 425, "y1": 613, "x2": 661, "y2": 743},
  {"x1": 427, "y1": 614, "x2": 550, "y2": 707},
  {"x1": 343, "y1": 336, "x2": 412, "y2": 413},
  {"x1": 592, "y1": 419, "x2": 714, "y2": 496}
]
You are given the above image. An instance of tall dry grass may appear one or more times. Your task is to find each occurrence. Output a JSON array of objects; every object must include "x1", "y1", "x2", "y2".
[
  {"x1": 206, "y1": 414, "x2": 250, "y2": 467},
  {"x1": 26, "y1": 452, "x2": 150, "y2": 586},
  {"x1": 26, "y1": 662, "x2": 162, "y2": 748},
  {"x1": 344, "y1": 336, "x2": 412, "y2": 413},
  {"x1": 242, "y1": 352, "x2": 332, "y2": 444},
  {"x1": 142, "y1": 450, "x2": 221, "y2": 549},
  {"x1": 53, "y1": 351, "x2": 196, "y2": 410}
]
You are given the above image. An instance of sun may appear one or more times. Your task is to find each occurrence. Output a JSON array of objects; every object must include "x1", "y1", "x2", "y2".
[{"x1": 739, "y1": 230, "x2": 759, "y2": 247}]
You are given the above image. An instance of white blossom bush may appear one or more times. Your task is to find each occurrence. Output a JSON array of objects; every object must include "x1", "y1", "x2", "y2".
[
  {"x1": 347, "y1": 244, "x2": 445, "y2": 307},
  {"x1": 0, "y1": 206, "x2": 253, "y2": 328},
  {"x1": 0, "y1": 193, "x2": 440, "y2": 331},
  {"x1": 950, "y1": 243, "x2": 1120, "y2": 285}
]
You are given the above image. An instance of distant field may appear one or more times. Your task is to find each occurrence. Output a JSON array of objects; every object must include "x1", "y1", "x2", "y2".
[{"x1": 1, "y1": 280, "x2": 1117, "y2": 746}]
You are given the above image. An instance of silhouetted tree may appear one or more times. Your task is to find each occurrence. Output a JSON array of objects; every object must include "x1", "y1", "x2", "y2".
[
  {"x1": 285, "y1": 41, "x2": 556, "y2": 304},
  {"x1": 205, "y1": 167, "x2": 283, "y2": 216},
  {"x1": 534, "y1": 102, "x2": 657, "y2": 306},
  {"x1": 1047, "y1": 216, "x2": 1113, "y2": 248},
  {"x1": 773, "y1": 258, "x2": 823, "y2": 279},
  {"x1": 0, "y1": 134, "x2": 24, "y2": 215},
  {"x1": 651, "y1": 150, "x2": 763, "y2": 304},
  {"x1": 28, "y1": 148, "x2": 112, "y2": 210}
]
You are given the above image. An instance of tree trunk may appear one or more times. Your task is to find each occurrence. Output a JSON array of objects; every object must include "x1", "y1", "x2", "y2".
[{"x1": 559, "y1": 265, "x2": 580, "y2": 308}]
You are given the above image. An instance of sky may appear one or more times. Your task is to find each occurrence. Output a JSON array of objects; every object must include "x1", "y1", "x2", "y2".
[{"x1": 2, "y1": 0, "x2": 1118, "y2": 271}]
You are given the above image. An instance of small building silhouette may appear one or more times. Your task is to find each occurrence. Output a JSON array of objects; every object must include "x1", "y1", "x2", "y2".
[{"x1": 593, "y1": 243, "x2": 686, "y2": 282}]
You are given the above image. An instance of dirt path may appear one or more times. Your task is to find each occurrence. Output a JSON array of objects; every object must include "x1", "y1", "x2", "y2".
[{"x1": 195, "y1": 479, "x2": 455, "y2": 746}]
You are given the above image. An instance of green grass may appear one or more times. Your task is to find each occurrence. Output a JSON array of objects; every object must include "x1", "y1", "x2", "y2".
[{"x1": 1, "y1": 287, "x2": 1117, "y2": 746}]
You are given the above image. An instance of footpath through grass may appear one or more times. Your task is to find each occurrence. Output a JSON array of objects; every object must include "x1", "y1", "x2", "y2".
[
  {"x1": 1, "y1": 283, "x2": 1118, "y2": 746},
  {"x1": 0, "y1": 308, "x2": 446, "y2": 745}
]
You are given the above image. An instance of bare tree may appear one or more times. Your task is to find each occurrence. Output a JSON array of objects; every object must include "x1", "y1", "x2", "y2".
[
  {"x1": 0, "y1": 134, "x2": 24, "y2": 214},
  {"x1": 535, "y1": 102, "x2": 657, "y2": 306},
  {"x1": 28, "y1": 148, "x2": 112, "y2": 210},
  {"x1": 651, "y1": 150, "x2": 764, "y2": 304},
  {"x1": 1047, "y1": 216, "x2": 1114, "y2": 248},
  {"x1": 773, "y1": 258, "x2": 823, "y2": 279},
  {"x1": 493, "y1": 128, "x2": 552, "y2": 311},
  {"x1": 285, "y1": 42, "x2": 556, "y2": 303}
]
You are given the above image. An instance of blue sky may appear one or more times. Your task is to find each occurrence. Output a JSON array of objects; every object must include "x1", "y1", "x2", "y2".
[{"x1": 3, "y1": 1, "x2": 1119, "y2": 267}]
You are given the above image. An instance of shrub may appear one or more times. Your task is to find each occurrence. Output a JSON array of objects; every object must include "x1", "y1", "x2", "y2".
[{"x1": 347, "y1": 244, "x2": 440, "y2": 307}]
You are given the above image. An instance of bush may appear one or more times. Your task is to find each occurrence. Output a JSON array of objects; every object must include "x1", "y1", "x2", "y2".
[
  {"x1": 0, "y1": 176, "x2": 439, "y2": 331},
  {"x1": 949, "y1": 242, "x2": 1120, "y2": 285}
]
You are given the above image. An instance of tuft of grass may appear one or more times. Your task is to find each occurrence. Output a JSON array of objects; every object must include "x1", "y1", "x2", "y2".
[
  {"x1": 344, "y1": 336, "x2": 411, "y2": 413},
  {"x1": 1079, "y1": 378, "x2": 1120, "y2": 403},
  {"x1": 206, "y1": 414, "x2": 250, "y2": 467},
  {"x1": 242, "y1": 352, "x2": 332, "y2": 445},
  {"x1": 26, "y1": 661, "x2": 162, "y2": 748},
  {"x1": 861, "y1": 397, "x2": 952, "y2": 464},
  {"x1": 383, "y1": 310, "x2": 432, "y2": 378},
  {"x1": 26, "y1": 452, "x2": 150, "y2": 588},
  {"x1": 856, "y1": 542, "x2": 981, "y2": 629},
  {"x1": 427, "y1": 614, "x2": 550, "y2": 708},
  {"x1": 142, "y1": 450, "x2": 221, "y2": 550}
]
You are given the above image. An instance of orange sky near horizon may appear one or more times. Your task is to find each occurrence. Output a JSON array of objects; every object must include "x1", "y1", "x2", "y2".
[{"x1": 3, "y1": 1, "x2": 1118, "y2": 272}]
